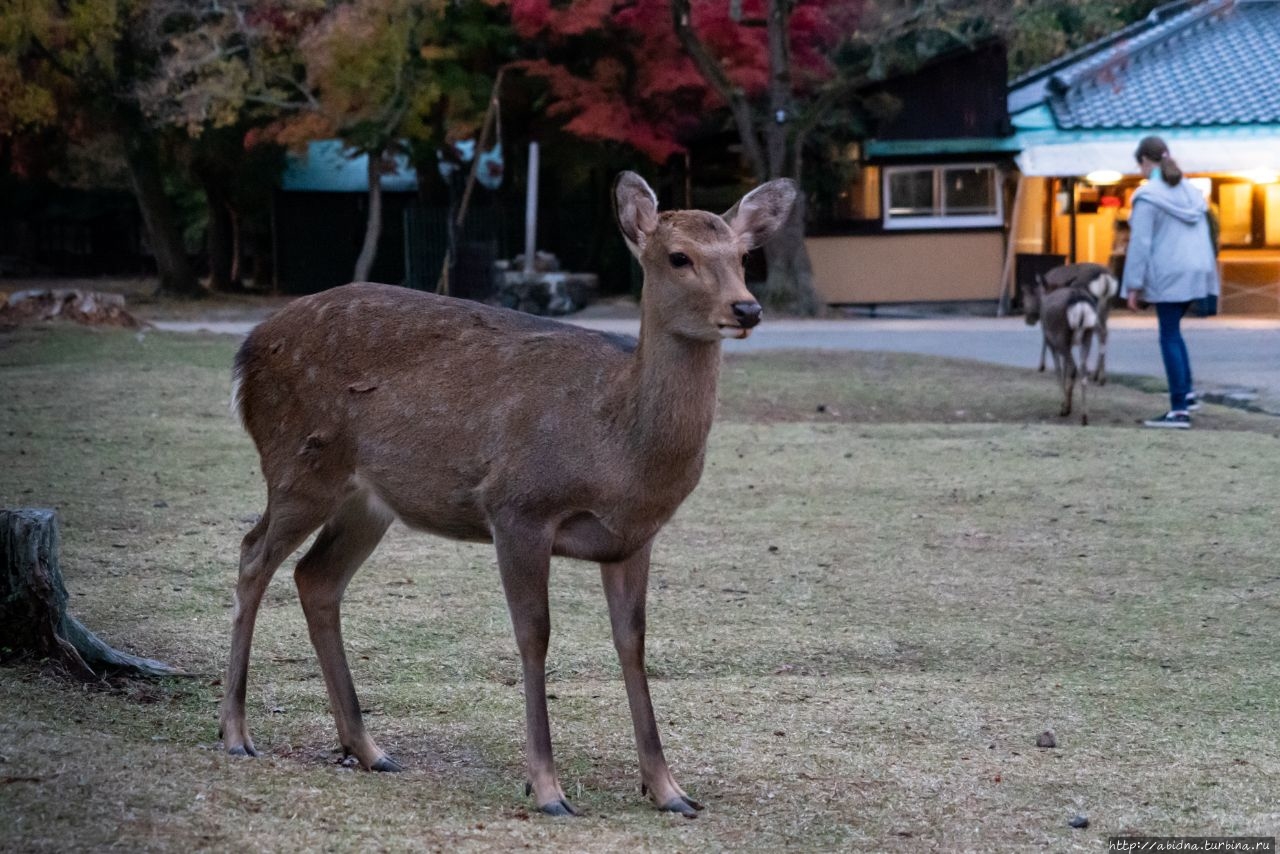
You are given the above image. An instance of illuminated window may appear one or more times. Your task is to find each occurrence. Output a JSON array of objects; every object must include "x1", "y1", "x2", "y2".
[
  {"x1": 883, "y1": 164, "x2": 1002, "y2": 229},
  {"x1": 1266, "y1": 184, "x2": 1280, "y2": 247},
  {"x1": 832, "y1": 165, "x2": 881, "y2": 221},
  {"x1": 1218, "y1": 183, "x2": 1253, "y2": 246}
]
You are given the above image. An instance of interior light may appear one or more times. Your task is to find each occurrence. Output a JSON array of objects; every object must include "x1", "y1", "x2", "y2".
[
  {"x1": 1085, "y1": 170, "x2": 1124, "y2": 185},
  {"x1": 1232, "y1": 169, "x2": 1279, "y2": 184},
  {"x1": 1188, "y1": 177, "x2": 1212, "y2": 200}
]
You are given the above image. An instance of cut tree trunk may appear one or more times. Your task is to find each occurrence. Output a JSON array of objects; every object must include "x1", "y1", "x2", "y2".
[{"x1": 0, "y1": 509, "x2": 177, "y2": 679}]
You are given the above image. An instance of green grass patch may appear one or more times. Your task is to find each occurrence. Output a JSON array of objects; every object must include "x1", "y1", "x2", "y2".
[{"x1": 2, "y1": 325, "x2": 1278, "y2": 851}]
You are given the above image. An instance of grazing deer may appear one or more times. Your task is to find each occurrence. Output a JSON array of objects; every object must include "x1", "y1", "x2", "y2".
[
  {"x1": 219, "y1": 172, "x2": 797, "y2": 818},
  {"x1": 1034, "y1": 263, "x2": 1118, "y2": 383},
  {"x1": 1024, "y1": 280, "x2": 1098, "y2": 425}
]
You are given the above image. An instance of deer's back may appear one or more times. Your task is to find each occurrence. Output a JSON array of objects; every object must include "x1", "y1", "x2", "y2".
[{"x1": 234, "y1": 283, "x2": 638, "y2": 540}]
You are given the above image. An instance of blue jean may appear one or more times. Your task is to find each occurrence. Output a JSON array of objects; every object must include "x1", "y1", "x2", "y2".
[{"x1": 1155, "y1": 301, "x2": 1194, "y2": 411}]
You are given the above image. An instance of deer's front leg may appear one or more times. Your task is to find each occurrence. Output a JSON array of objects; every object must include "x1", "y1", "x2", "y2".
[
  {"x1": 493, "y1": 524, "x2": 576, "y2": 816},
  {"x1": 601, "y1": 542, "x2": 703, "y2": 818}
]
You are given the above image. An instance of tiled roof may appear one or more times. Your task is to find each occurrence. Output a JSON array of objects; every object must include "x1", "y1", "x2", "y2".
[{"x1": 1015, "y1": 0, "x2": 1280, "y2": 129}]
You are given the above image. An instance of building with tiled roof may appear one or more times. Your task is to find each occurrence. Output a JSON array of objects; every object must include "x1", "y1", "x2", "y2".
[
  {"x1": 1010, "y1": 0, "x2": 1280, "y2": 174},
  {"x1": 802, "y1": 0, "x2": 1278, "y2": 313},
  {"x1": 1005, "y1": 0, "x2": 1280, "y2": 313}
]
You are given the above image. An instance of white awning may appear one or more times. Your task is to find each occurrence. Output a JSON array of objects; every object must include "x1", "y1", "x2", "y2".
[{"x1": 1016, "y1": 133, "x2": 1280, "y2": 177}]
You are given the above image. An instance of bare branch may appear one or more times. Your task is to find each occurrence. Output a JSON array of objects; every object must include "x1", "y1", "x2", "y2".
[{"x1": 670, "y1": 0, "x2": 767, "y2": 180}]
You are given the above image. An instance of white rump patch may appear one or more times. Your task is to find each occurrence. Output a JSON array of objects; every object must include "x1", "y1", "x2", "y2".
[
  {"x1": 1087, "y1": 273, "x2": 1119, "y2": 301},
  {"x1": 1067, "y1": 302, "x2": 1099, "y2": 332}
]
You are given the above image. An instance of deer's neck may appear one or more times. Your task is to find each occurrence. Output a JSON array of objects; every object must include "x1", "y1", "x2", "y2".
[{"x1": 623, "y1": 324, "x2": 722, "y2": 467}]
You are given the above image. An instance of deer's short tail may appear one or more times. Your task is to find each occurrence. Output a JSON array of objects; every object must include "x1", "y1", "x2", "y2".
[
  {"x1": 230, "y1": 332, "x2": 257, "y2": 430},
  {"x1": 1065, "y1": 295, "x2": 1099, "y2": 333}
]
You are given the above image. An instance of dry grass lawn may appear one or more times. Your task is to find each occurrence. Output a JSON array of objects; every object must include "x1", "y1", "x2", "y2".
[{"x1": 1, "y1": 324, "x2": 1278, "y2": 852}]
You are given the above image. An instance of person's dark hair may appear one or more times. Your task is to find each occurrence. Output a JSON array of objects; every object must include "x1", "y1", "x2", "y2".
[{"x1": 1135, "y1": 135, "x2": 1183, "y2": 186}]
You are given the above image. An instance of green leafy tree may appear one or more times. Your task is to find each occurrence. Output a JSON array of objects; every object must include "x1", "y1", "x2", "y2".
[
  {"x1": 0, "y1": 0, "x2": 202, "y2": 295},
  {"x1": 134, "y1": 1, "x2": 294, "y2": 291},
  {"x1": 1006, "y1": 0, "x2": 1165, "y2": 77},
  {"x1": 144, "y1": 0, "x2": 507, "y2": 284}
]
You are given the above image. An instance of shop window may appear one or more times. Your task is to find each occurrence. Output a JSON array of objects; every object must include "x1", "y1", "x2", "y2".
[
  {"x1": 1266, "y1": 184, "x2": 1280, "y2": 246},
  {"x1": 883, "y1": 164, "x2": 1002, "y2": 229},
  {"x1": 830, "y1": 164, "x2": 881, "y2": 221},
  {"x1": 1218, "y1": 182, "x2": 1253, "y2": 246}
]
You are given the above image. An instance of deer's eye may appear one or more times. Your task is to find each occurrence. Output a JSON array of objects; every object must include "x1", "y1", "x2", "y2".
[{"x1": 668, "y1": 252, "x2": 691, "y2": 269}]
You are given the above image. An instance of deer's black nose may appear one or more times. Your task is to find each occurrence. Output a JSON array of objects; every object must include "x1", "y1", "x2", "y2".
[{"x1": 732, "y1": 301, "x2": 763, "y2": 329}]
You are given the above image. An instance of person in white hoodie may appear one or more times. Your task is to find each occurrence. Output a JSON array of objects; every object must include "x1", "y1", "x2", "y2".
[{"x1": 1121, "y1": 136, "x2": 1220, "y2": 429}]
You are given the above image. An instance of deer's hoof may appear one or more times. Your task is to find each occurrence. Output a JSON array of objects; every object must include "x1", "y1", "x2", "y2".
[
  {"x1": 225, "y1": 743, "x2": 258, "y2": 758},
  {"x1": 1081, "y1": 415, "x2": 1089, "y2": 426},
  {"x1": 659, "y1": 795, "x2": 703, "y2": 818},
  {"x1": 370, "y1": 755, "x2": 404, "y2": 773},
  {"x1": 538, "y1": 798, "x2": 580, "y2": 817}
]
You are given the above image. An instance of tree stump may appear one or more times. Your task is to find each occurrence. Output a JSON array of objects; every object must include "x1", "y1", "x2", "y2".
[{"x1": 1, "y1": 509, "x2": 177, "y2": 678}]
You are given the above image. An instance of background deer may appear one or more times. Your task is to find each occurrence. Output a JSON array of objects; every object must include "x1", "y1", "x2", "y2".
[
  {"x1": 1024, "y1": 280, "x2": 1098, "y2": 425},
  {"x1": 219, "y1": 172, "x2": 797, "y2": 818},
  {"x1": 1034, "y1": 262, "x2": 1118, "y2": 383}
]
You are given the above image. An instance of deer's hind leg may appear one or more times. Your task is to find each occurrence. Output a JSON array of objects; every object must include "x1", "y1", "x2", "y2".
[
  {"x1": 221, "y1": 491, "x2": 332, "y2": 757},
  {"x1": 1078, "y1": 330, "x2": 1094, "y2": 426},
  {"x1": 294, "y1": 491, "x2": 397, "y2": 771},
  {"x1": 1093, "y1": 322, "x2": 1108, "y2": 385}
]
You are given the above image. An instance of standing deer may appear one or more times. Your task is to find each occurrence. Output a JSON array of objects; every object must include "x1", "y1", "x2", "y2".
[
  {"x1": 219, "y1": 172, "x2": 797, "y2": 817},
  {"x1": 1024, "y1": 280, "x2": 1099, "y2": 425},
  {"x1": 1034, "y1": 263, "x2": 1118, "y2": 383}
]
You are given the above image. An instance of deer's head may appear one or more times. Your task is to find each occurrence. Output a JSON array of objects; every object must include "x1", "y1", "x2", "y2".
[{"x1": 613, "y1": 172, "x2": 796, "y2": 342}]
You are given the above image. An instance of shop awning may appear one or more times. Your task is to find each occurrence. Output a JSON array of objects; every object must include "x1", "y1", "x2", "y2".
[{"x1": 1016, "y1": 130, "x2": 1280, "y2": 177}]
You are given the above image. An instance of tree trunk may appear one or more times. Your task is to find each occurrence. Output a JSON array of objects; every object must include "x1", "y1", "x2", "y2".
[
  {"x1": 199, "y1": 169, "x2": 241, "y2": 293},
  {"x1": 353, "y1": 152, "x2": 384, "y2": 283},
  {"x1": 759, "y1": 192, "x2": 819, "y2": 316},
  {"x1": 671, "y1": 0, "x2": 821, "y2": 315},
  {"x1": 121, "y1": 134, "x2": 202, "y2": 298},
  {"x1": 1, "y1": 509, "x2": 177, "y2": 679}
]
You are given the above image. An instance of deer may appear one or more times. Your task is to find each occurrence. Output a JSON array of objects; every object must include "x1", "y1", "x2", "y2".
[
  {"x1": 1024, "y1": 279, "x2": 1099, "y2": 425},
  {"x1": 218, "y1": 171, "x2": 797, "y2": 818},
  {"x1": 1034, "y1": 263, "x2": 1118, "y2": 384}
]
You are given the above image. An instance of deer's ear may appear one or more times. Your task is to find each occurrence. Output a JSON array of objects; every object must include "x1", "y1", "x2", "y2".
[
  {"x1": 724, "y1": 179, "x2": 797, "y2": 249},
  {"x1": 613, "y1": 172, "x2": 659, "y2": 258}
]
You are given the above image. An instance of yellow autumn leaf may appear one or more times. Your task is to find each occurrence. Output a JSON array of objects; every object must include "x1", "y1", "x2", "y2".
[{"x1": 419, "y1": 44, "x2": 457, "y2": 61}]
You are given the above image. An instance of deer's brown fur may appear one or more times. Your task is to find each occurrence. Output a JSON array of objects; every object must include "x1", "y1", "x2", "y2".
[{"x1": 219, "y1": 171, "x2": 796, "y2": 818}]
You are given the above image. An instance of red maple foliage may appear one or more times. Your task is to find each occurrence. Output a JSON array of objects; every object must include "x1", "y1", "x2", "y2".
[{"x1": 510, "y1": 0, "x2": 856, "y2": 163}]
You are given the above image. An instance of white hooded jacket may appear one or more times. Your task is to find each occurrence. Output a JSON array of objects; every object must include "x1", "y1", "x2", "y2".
[{"x1": 1120, "y1": 174, "x2": 1220, "y2": 303}]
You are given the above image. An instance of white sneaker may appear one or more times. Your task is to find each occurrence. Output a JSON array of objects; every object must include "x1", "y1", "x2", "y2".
[
  {"x1": 1143, "y1": 411, "x2": 1192, "y2": 429},
  {"x1": 1185, "y1": 392, "x2": 1202, "y2": 412}
]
